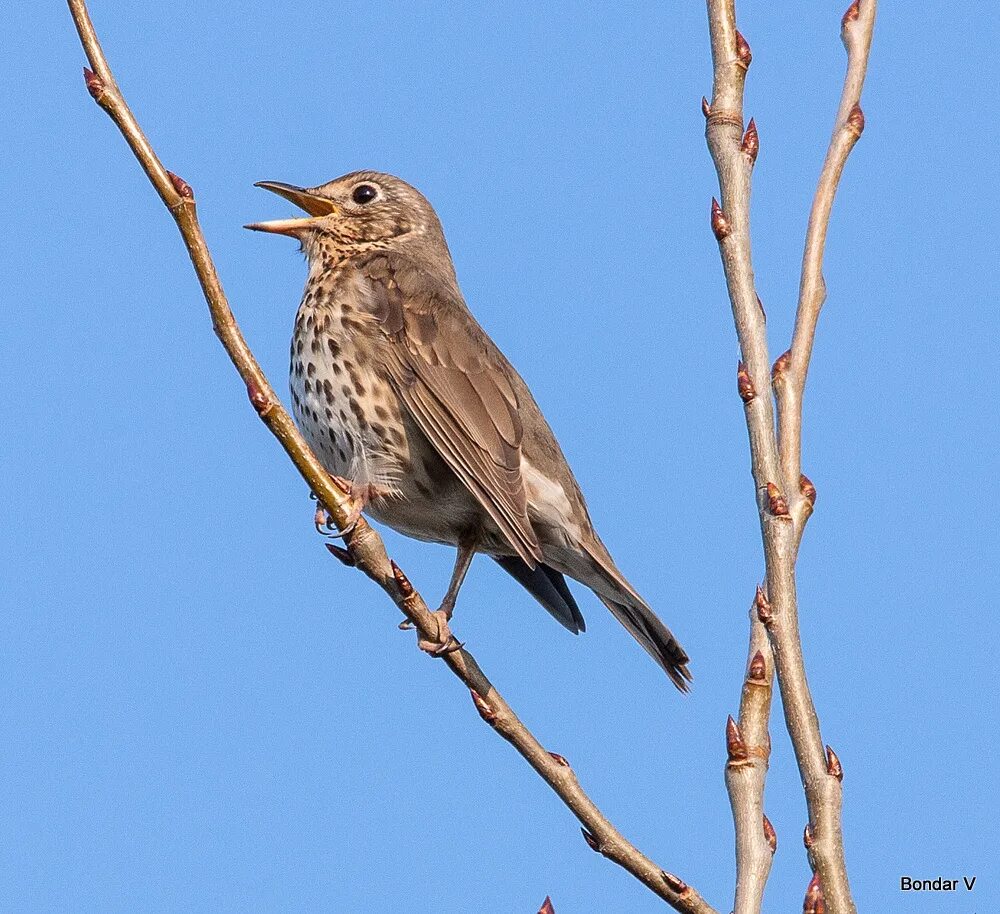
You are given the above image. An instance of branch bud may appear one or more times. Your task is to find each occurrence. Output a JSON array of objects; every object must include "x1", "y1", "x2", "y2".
[
  {"x1": 549, "y1": 752, "x2": 570, "y2": 767},
  {"x1": 748, "y1": 650, "x2": 767, "y2": 682},
  {"x1": 804, "y1": 823, "x2": 815, "y2": 848},
  {"x1": 661, "y1": 871, "x2": 689, "y2": 896},
  {"x1": 726, "y1": 715, "x2": 749, "y2": 762},
  {"x1": 771, "y1": 349, "x2": 791, "y2": 383},
  {"x1": 166, "y1": 170, "x2": 194, "y2": 200},
  {"x1": 390, "y1": 560, "x2": 414, "y2": 598},
  {"x1": 538, "y1": 897, "x2": 555, "y2": 914},
  {"x1": 83, "y1": 66, "x2": 105, "y2": 101},
  {"x1": 826, "y1": 745, "x2": 844, "y2": 781},
  {"x1": 741, "y1": 118, "x2": 759, "y2": 164},
  {"x1": 246, "y1": 379, "x2": 272, "y2": 415},
  {"x1": 799, "y1": 474, "x2": 817, "y2": 505},
  {"x1": 755, "y1": 584, "x2": 772, "y2": 624},
  {"x1": 804, "y1": 872, "x2": 825, "y2": 914},
  {"x1": 325, "y1": 543, "x2": 355, "y2": 567},
  {"x1": 737, "y1": 361, "x2": 756, "y2": 403},
  {"x1": 702, "y1": 96, "x2": 712, "y2": 118},
  {"x1": 756, "y1": 294, "x2": 767, "y2": 321},
  {"x1": 766, "y1": 482, "x2": 789, "y2": 516},
  {"x1": 711, "y1": 198, "x2": 731, "y2": 240},
  {"x1": 470, "y1": 689, "x2": 498, "y2": 724},
  {"x1": 735, "y1": 31, "x2": 752, "y2": 68},
  {"x1": 846, "y1": 104, "x2": 865, "y2": 138},
  {"x1": 581, "y1": 828, "x2": 601, "y2": 853},
  {"x1": 763, "y1": 815, "x2": 777, "y2": 854},
  {"x1": 841, "y1": 0, "x2": 861, "y2": 31}
]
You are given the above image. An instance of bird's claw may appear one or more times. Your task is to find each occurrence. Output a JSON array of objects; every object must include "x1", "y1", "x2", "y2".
[
  {"x1": 313, "y1": 496, "x2": 363, "y2": 540},
  {"x1": 418, "y1": 609, "x2": 463, "y2": 656}
]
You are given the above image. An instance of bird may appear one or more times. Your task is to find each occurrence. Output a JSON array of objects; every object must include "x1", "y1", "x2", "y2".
[{"x1": 246, "y1": 171, "x2": 692, "y2": 690}]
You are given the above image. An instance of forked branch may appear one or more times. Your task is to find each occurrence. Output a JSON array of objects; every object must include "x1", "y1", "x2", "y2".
[{"x1": 67, "y1": 1, "x2": 718, "y2": 910}]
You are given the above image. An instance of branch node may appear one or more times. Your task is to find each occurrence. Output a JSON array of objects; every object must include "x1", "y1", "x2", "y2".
[
  {"x1": 799, "y1": 473, "x2": 818, "y2": 506},
  {"x1": 748, "y1": 649, "x2": 767, "y2": 682},
  {"x1": 581, "y1": 828, "x2": 602, "y2": 854},
  {"x1": 469, "y1": 689, "x2": 498, "y2": 724},
  {"x1": 82, "y1": 66, "x2": 106, "y2": 101},
  {"x1": 826, "y1": 745, "x2": 844, "y2": 781},
  {"x1": 766, "y1": 482, "x2": 789, "y2": 517},
  {"x1": 166, "y1": 170, "x2": 194, "y2": 200},
  {"x1": 741, "y1": 118, "x2": 759, "y2": 164},
  {"x1": 763, "y1": 815, "x2": 777, "y2": 854},
  {"x1": 661, "y1": 871, "x2": 689, "y2": 896},
  {"x1": 726, "y1": 715, "x2": 749, "y2": 762},
  {"x1": 803, "y1": 872, "x2": 825, "y2": 914},
  {"x1": 324, "y1": 542, "x2": 355, "y2": 567},
  {"x1": 548, "y1": 751, "x2": 571, "y2": 768},
  {"x1": 390, "y1": 560, "x2": 414, "y2": 598},
  {"x1": 735, "y1": 30, "x2": 753, "y2": 69},
  {"x1": 754, "y1": 584, "x2": 772, "y2": 624},
  {"x1": 245, "y1": 380, "x2": 274, "y2": 416},
  {"x1": 711, "y1": 197, "x2": 731, "y2": 240},
  {"x1": 737, "y1": 361, "x2": 756, "y2": 403},
  {"x1": 846, "y1": 103, "x2": 865, "y2": 138}
]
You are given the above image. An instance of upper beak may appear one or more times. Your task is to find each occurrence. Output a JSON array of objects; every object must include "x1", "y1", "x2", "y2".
[{"x1": 244, "y1": 181, "x2": 340, "y2": 237}]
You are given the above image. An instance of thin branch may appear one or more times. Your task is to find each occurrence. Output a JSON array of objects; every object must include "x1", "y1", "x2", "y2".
[
  {"x1": 705, "y1": 4, "x2": 876, "y2": 914},
  {"x1": 778, "y1": 0, "x2": 878, "y2": 510},
  {"x1": 725, "y1": 599, "x2": 774, "y2": 914},
  {"x1": 66, "y1": 2, "x2": 719, "y2": 911}
]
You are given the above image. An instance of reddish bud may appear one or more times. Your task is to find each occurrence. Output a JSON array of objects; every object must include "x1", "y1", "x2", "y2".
[
  {"x1": 755, "y1": 584, "x2": 772, "y2": 624},
  {"x1": 737, "y1": 361, "x2": 755, "y2": 403},
  {"x1": 166, "y1": 170, "x2": 194, "y2": 200},
  {"x1": 324, "y1": 543, "x2": 355, "y2": 567},
  {"x1": 763, "y1": 815, "x2": 777, "y2": 854},
  {"x1": 804, "y1": 823, "x2": 815, "y2": 848},
  {"x1": 748, "y1": 650, "x2": 767, "y2": 681},
  {"x1": 661, "y1": 872, "x2": 688, "y2": 895},
  {"x1": 549, "y1": 752, "x2": 570, "y2": 767},
  {"x1": 470, "y1": 689, "x2": 498, "y2": 724},
  {"x1": 846, "y1": 104, "x2": 865, "y2": 138},
  {"x1": 841, "y1": 0, "x2": 860, "y2": 30},
  {"x1": 581, "y1": 828, "x2": 601, "y2": 853},
  {"x1": 800, "y1": 474, "x2": 817, "y2": 505},
  {"x1": 83, "y1": 66, "x2": 105, "y2": 101},
  {"x1": 772, "y1": 349, "x2": 791, "y2": 382},
  {"x1": 741, "y1": 118, "x2": 759, "y2": 164},
  {"x1": 702, "y1": 96, "x2": 712, "y2": 118},
  {"x1": 766, "y1": 482, "x2": 789, "y2": 516},
  {"x1": 538, "y1": 898, "x2": 555, "y2": 914},
  {"x1": 390, "y1": 560, "x2": 414, "y2": 598},
  {"x1": 711, "y1": 198, "x2": 731, "y2": 240},
  {"x1": 726, "y1": 715, "x2": 749, "y2": 762},
  {"x1": 246, "y1": 380, "x2": 271, "y2": 415},
  {"x1": 804, "y1": 872, "x2": 825, "y2": 914},
  {"x1": 735, "y1": 31, "x2": 752, "y2": 68},
  {"x1": 826, "y1": 745, "x2": 844, "y2": 781}
]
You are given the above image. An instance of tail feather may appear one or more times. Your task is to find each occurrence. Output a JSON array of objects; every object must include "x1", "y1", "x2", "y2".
[{"x1": 493, "y1": 556, "x2": 586, "y2": 634}]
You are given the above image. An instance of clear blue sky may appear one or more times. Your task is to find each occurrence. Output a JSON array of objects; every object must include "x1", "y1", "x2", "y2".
[{"x1": 4, "y1": 3, "x2": 996, "y2": 912}]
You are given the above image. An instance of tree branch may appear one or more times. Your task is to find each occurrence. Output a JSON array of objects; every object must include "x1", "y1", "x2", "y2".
[
  {"x1": 66, "y1": 2, "x2": 720, "y2": 910},
  {"x1": 705, "y1": 3, "x2": 877, "y2": 914}
]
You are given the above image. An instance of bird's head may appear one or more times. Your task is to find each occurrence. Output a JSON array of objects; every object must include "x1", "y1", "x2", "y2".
[{"x1": 245, "y1": 170, "x2": 442, "y2": 256}]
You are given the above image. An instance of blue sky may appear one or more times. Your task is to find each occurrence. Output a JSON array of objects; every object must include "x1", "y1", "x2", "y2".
[{"x1": 3, "y1": 3, "x2": 997, "y2": 912}]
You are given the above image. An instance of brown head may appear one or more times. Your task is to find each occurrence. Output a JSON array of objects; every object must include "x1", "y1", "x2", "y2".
[{"x1": 246, "y1": 170, "x2": 447, "y2": 259}]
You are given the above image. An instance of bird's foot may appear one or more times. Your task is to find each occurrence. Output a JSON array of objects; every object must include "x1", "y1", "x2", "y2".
[
  {"x1": 313, "y1": 476, "x2": 364, "y2": 539},
  {"x1": 417, "y1": 608, "x2": 463, "y2": 656}
]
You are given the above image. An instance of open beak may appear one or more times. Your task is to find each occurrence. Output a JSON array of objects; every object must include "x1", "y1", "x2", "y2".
[{"x1": 244, "y1": 181, "x2": 340, "y2": 237}]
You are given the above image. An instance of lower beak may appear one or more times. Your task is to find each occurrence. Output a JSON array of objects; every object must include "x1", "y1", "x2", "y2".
[{"x1": 245, "y1": 181, "x2": 340, "y2": 238}]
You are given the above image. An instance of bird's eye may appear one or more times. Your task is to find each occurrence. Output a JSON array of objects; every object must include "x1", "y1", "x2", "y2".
[{"x1": 351, "y1": 184, "x2": 378, "y2": 205}]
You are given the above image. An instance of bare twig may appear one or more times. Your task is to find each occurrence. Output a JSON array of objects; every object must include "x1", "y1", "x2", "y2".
[
  {"x1": 705, "y1": 3, "x2": 876, "y2": 914},
  {"x1": 67, "y1": 2, "x2": 719, "y2": 910},
  {"x1": 725, "y1": 603, "x2": 774, "y2": 914}
]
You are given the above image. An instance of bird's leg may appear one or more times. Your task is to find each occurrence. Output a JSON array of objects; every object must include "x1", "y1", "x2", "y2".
[
  {"x1": 313, "y1": 476, "x2": 366, "y2": 539},
  {"x1": 418, "y1": 533, "x2": 478, "y2": 656}
]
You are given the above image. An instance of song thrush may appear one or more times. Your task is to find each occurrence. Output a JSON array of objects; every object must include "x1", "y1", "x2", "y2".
[{"x1": 247, "y1": 172, "x2": 692, "y2": 690}]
